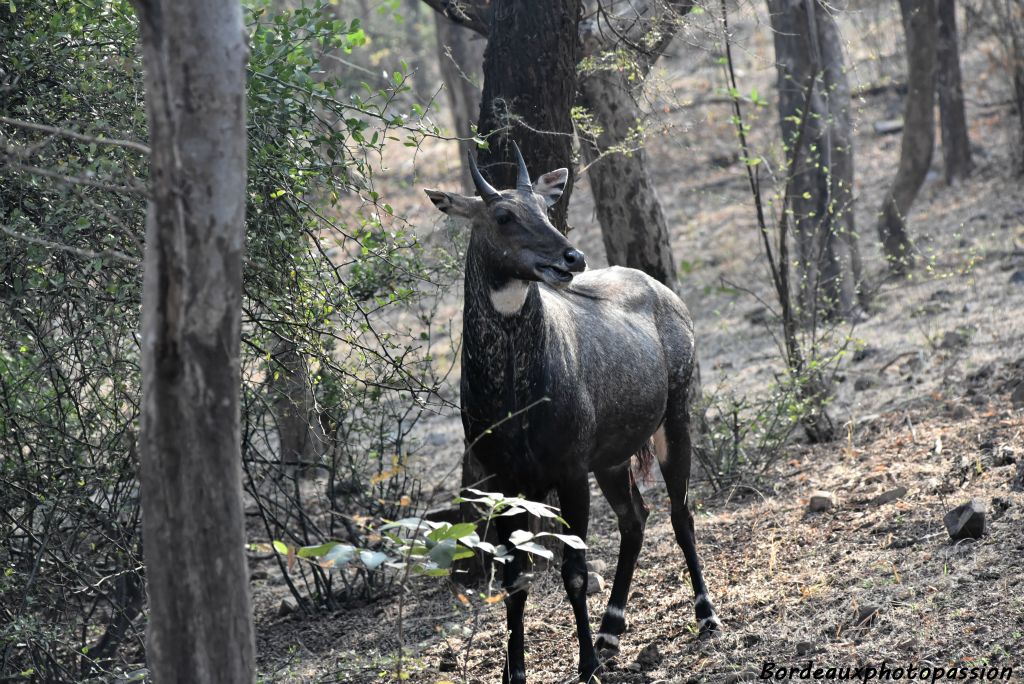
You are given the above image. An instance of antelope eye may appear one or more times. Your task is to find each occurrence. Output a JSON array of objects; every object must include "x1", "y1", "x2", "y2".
[{"x1": 494, "y1": 208, "x2": 513, "y2": 225}]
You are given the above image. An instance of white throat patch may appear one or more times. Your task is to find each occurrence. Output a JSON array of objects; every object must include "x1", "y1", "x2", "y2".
[{"x1": 489, "y1": 279, "x2": 529, "y2": 315}]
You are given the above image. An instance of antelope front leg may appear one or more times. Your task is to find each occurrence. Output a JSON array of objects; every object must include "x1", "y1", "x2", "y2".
[
  {"x1": 557, "y1": 478, "x2": 600, "y2": 682},
  {"x1": 496, "y1": 515, "x2": 529, "y2": 684}
]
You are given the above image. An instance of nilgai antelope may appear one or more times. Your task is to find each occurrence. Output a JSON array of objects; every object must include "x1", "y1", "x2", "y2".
[{"x1": 425, "y1": 143, "x2": 721, "y2": 684}]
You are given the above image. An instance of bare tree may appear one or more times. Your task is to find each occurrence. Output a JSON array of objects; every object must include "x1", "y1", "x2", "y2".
[
  {"x1": 877, "y1": 0, "x2": 938, "y2": 273},
  {"x1": 965, "y1": 0, "x2": 1023, "y2": 172},
  {"x1": 936, "y1": 0, "x2": 972, "y2": 184},
  {"x1": 132, "y1": 0, "x2": 256, "y2": 681},
  {"x1": 767, "y1": 0, "x2": 862, "y2": 320}
]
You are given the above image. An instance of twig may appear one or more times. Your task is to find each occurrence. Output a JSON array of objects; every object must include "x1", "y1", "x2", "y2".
[
  {"x1": 2, "y1": 161, "x2": 148, "y2": 196},
  {"x1": 1, "y1": 224, "x2": 141, "y2": 265},
  {"x1": 0, "y1": 116, "x2": 151, "y2": 154}
]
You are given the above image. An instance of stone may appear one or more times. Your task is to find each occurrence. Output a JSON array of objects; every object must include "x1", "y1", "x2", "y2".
[
  {"x1": 277, "y1": 597, "x2": 299, "y2": 617},
  {"x1": 852, "y1": 346, "x2": 878, "y2": 363},
  {"x1": 586, "y1": 558, "x2": 608, "y2": 575},
  {"x1": 796, "y1": 640, "x2": 813, "y2": 656},
  {"x1": 854, "y1": 604, "x2": 881, "y2": 627},
  {"x1": 870, "y1": 486, "x2": 908, "y2": 506},
  {"x1": 897, "y1": 637, "x2": 919, "y2": 652},
  {"x1": 854, "y1": 376, "x2": 877, "y2": 392},
  {"x1": 939, "y1": 329, "x2": 971, "y2": 349},
  {"x1": 625, "y1": 662, "x2": 642, "y2": 673},
  {"x1": 995, "y1": 446, "x2": 1017, "y2": 466},
  {"x1": 1012, "y1": 382, "x2": 1024, "y2": 409},
  {"x1": 1009, "y1": 269, "x2": 1024, "y2": 285},
  {"x1": 944, "y1": 499, "x2": 986, "y2": 540},
  {"x1": 809, "y1": 491, "x2": 836, "y2": 512},
  {"x1": 586, "y1": 571, "x2": 606, "y2": 595},
  {"x1": 439, "y1": 648, "x2": 458, "y2": 672},
  {"x1": 636, "y1": 643, "x2": 663, "y2": 669},
  {"x1": 744, "y1": 307, "x2": 770, "y2": 326},
  {"x1": 947, "y1": 403, "x2": 971, "y2": 420},
  {"x1": 724, "y1": 669, "x2": 759, "y2": 684},
  {"x1": 250, "y1": 569, "x2": 269, "y2": 581},
  {"x1": 873, "y1": 119, "x2": 903, "y2": 135}
]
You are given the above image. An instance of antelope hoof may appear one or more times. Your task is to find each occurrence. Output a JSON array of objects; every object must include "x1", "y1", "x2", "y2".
[
  {"x1": 697, "y1": 614, "x2": 724, "y2": 639},
  {"x1": 579, "y1": 659, "x2": 603, "y2": 683},
  {"x1": 594, "y1": 632, "x2": 620, "y2": 657},
  {"x1": 503, "y1": 668, "x2": 526, "y2": 684}
]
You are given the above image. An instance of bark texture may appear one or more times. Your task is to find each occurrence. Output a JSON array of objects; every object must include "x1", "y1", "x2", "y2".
[
  {"x1": 578, "y1": 1, "x2": 692, "y2": 291},
  {"x1": 579, "y1": 85, "x2": 677, "y2": 286},
  {"x1": 476, "y1": 0, "x2": 581, "y2": 233},
  {"x1": 936, "y1": 0, "x2": 972, "y2": 184},
  {"x1": 435, "y1": 13, "x2": 486, "y2": 193},
  {"x1": 877, "y1": 0, "x2": 937, "y2": 273},
  {"x1": 768, "y1": 0, "x2": 861, "y2": 319},
  {"x1": 133, "y1": 0, "x2": 255, "y2": 681},
  {"x1": 272, "y1": 335, "x2": 325, "y2": 474}
]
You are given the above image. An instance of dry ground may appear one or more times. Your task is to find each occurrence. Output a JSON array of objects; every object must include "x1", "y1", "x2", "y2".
[{"x1": 251, "y1": 3, "x2": 1024, "y2": 682}]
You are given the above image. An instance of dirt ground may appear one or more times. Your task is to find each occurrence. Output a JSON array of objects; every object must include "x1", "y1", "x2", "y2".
[{"x1": 250, "y1": 3, "x2": 1024, "y2": 682}]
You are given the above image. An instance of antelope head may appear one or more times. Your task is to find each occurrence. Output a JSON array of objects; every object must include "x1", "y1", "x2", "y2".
[{"x1": 425, "y1": 142, "x2": 586, "y2": 290}]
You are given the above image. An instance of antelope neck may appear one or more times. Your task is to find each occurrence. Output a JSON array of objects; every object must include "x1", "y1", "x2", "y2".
[{"x1": 464, "y1": 236, "x2": 537, "y2": 318}]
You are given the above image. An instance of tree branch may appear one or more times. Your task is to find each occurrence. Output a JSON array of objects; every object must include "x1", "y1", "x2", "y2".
[
  {"x1": 1, "y1": 224, "x2": 141, "y2": 265},
  {"x1": 1, "y1": 161, "x2": 148, "y2": 196},
  {"x1": 581, "y1": 0, "x2": 693, "y2": 65},
  {"x1": 418, "y1": 0, "x2": 489, "y2": 36},
  {"x1": 0, "y1": 116, "x2": 151, "y2": 154}
]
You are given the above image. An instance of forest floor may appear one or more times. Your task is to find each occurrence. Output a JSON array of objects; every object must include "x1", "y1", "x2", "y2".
[{"x1": 250, "y1": 4, "x2": 1024, "y2": 683}]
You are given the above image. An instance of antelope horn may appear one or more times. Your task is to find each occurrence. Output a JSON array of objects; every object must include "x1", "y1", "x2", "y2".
[
  {"x1": 468, "y1": 152, "x2": 501, "y2": 204},
  {"x1": 512, "y1": 141, "x2": 532, "y2": 191}
]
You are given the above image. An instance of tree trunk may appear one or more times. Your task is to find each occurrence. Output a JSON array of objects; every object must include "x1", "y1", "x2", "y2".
[
  {"x1": 133, "y1": 0, "x2": 255, "y2": 681},
  {"x1": 435, "y1": 14, "x2": 485, "y2": 193},
  {"x1": 579, "y1": 80, "x2": 677, "y2": 288},
  {"x1": 272, "y1": 335, "x2": 325, "y2": 476},
  {"x1": 877, "y1": 0, "x2": 937, "y2": 274},
  {"x1": 402, "y1": 0, "x2": 437, "y2": 105},
  {"x1": 577, "y1": 1, "x2": 692, "y2": 291},
  {"x1": 936, "y1": 0, "x2": 972, "y2": 184},
  {"x1": 475, "y1": 0, "x2": 581, "y2": 234},
  {"x1": 768, "y1": 0, "x2": 862, "y2": 320}
]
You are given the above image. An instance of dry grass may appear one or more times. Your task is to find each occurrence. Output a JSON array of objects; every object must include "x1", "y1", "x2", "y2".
[{"x1": 250, "y1": 3, "x2": 1024, "y2": 682}]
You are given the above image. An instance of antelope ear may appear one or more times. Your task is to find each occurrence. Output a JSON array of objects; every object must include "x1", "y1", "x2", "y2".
[
  {"x1": 533, "y1": 169, "x2": 569, "y2": 207},
  {"x1": 424, "y1": 189, "x2": 480, "y2": 218}
]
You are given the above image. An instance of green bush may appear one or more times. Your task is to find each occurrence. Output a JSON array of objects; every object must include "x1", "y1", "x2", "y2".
[{"x1": 0, "y1": 0, "x2": 448, "y2": 678}]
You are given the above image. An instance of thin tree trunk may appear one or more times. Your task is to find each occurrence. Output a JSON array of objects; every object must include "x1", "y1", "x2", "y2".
[
  {"x1": 577, "y1": 1, "x2": 692, "y2": 291},
  {"x1": 133, "y1": 0, "x2": 255, "y2": 681},
  {"x1": 768, "y1": 0, "x2": 861, "y2": 320},
  {"x1": 402, "y1": 0, "x2": 437, "y2": 105},
  {"x1": 877, "y1": 0, "x2": 937, "y2": 273},
  {"x1": 579, "y1": 82, "x2": 677, "y2": 287},
  {"x1": 272, "y1": 335, "x2": 325, "y2": 476},
  {"x1": 435, "y1": 14, "x2": 485, "y2": 193},
  {"x1": 476, "y1": 0, "x2": 581, "y2": 234},
  {"x1": 936, "y1": 0, "x2": 972, "y2": 184}
]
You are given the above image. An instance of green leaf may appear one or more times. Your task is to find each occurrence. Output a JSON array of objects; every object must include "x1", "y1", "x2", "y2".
[
  {"x1": 428, "y1": 538, "x2": 458, "y2": 568},
  {"x1": 297, "y1": 541, "x2": 339, "y2": 558},
  {"x1": 323, "y1": 544, "x2": 356, "y2": 566},
  {"x1": 544, "y1": 533, "x2": 587, "y2": 550},
  {"x1": 513, "y1": 541, "x2": 553, "y2": 559},
  {"x1": 359, "y1": 550, "x2": 388, "y2": 570}
]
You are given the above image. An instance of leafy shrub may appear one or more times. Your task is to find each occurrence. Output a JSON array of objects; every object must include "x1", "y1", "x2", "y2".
[{"x1": 0, "y1": 0, "x2": 448, "y2": 678}]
